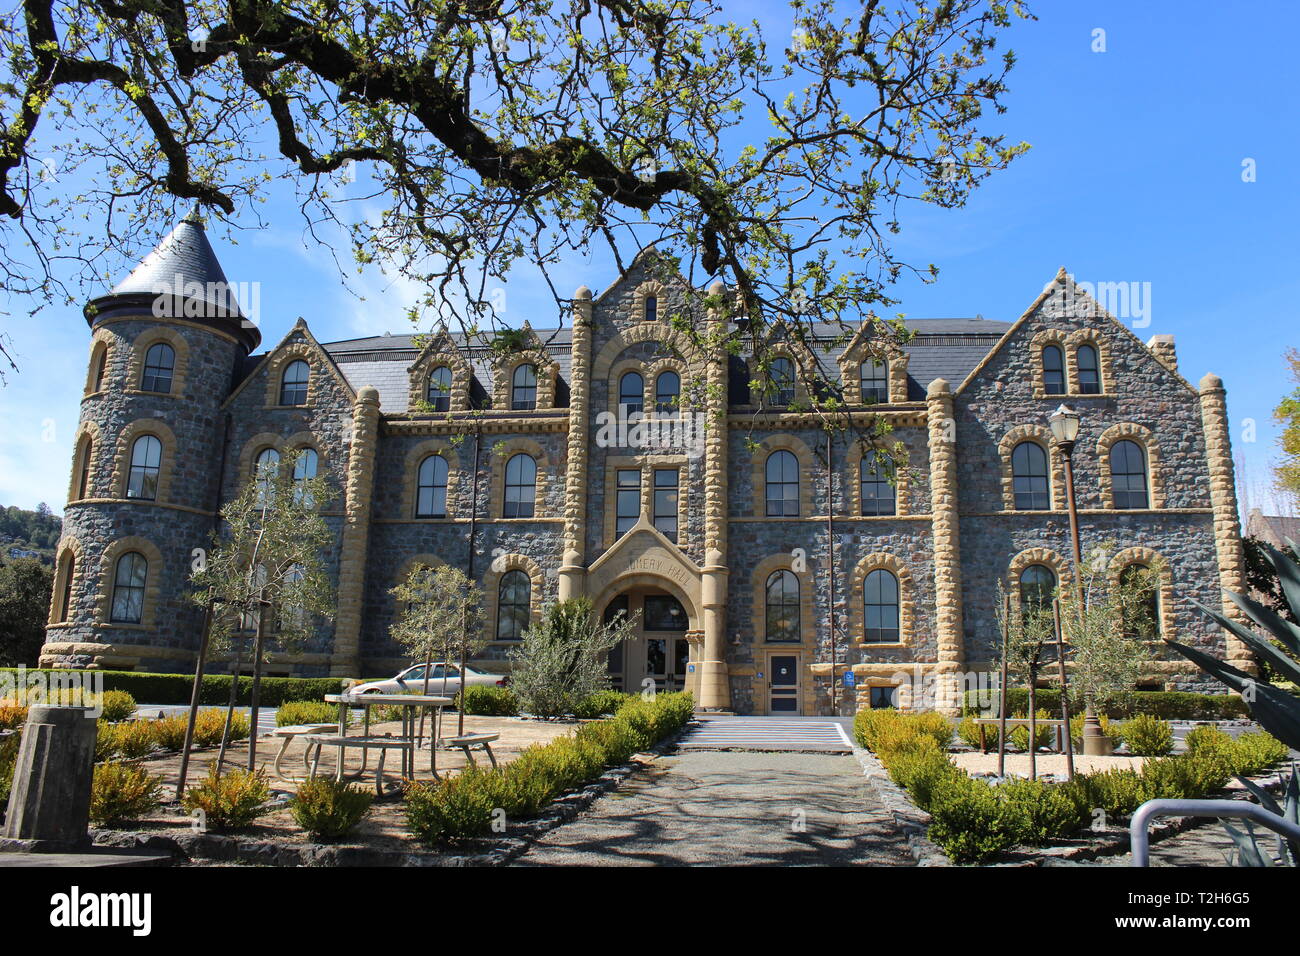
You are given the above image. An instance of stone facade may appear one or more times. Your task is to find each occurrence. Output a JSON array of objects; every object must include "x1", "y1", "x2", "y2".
[{"x1": 42, "y1": 221, "x2": 1246, "y2": 714}]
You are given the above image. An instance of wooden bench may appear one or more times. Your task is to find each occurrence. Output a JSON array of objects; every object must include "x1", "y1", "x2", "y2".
[
  {"x1": 268, "y1": 723, "x2": 338, "y2": 779},
  {"x1": 305, "y1": 734, "x2": 414, "y2": 795},
  {"x1": 446, "y1": 732, "x2": 499, "y2": 769},
  {"x1": 971, "y1": 717, "x2": 1068, "y2": 754}
]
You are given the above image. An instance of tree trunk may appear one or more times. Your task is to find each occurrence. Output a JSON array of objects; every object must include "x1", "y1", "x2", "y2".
[
  {"x1": 176, "y1": 600, "x2": 214, "y2": 801},
  {"x1": 246, "y1": 607, "x2": 267, "y2": 772},
  {"x1": 217, "y1": 638, "x2": 245, "y2": 771}
]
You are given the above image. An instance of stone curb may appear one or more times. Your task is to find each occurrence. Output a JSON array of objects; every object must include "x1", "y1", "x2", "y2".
[
  {"x1": 850, "y1": 745, "x2": 951, "y2": 867},
  {"x1": 90, "y1": 725, "x2": 688, "y2": 867}
]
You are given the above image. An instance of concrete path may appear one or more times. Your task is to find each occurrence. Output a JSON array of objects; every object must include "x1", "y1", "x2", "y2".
[
  {"x1": 677, "y1": 716, "x2": 854, "y2": 753},
  {"x1": 515, "y1": 750, "x2": 916, "y2": 866}
]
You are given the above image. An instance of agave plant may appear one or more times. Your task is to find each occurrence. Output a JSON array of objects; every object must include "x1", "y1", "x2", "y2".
[{"x1": 1168, "y1": 538, "x2": 1300, "y2": 866}]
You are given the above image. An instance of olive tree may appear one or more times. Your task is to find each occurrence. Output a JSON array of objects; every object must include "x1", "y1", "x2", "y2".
[{"x1": 509, "y1": 597, "x2": 636, "y2": 719}]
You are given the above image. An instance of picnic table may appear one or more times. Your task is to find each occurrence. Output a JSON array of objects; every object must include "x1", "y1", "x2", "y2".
[
  {"x1": 321, "y1": 692, "x2": 453, "y2": 781},
  {"x1": 970, "y1": 716, "x2": 1069, "y2": 754}
]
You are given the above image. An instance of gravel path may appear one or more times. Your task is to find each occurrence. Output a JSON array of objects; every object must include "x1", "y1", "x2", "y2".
[{"x1": 514, "y1": 750, "x2": 917, "y2": 867}]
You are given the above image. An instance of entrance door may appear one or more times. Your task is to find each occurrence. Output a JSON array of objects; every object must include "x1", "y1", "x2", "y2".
[
  {"x1": 644, "y1": 634, "x2": 691, "y2": 692},
  {"x1": 769, "y1": 655, "x2": 799, "y2": 713},
  {"x1": 604, "y1": 590, "x2": 691, "y2": 694}
]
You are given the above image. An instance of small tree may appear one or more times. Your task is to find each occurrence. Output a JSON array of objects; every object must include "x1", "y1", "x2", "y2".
[
  {"x1": 190, "y1": 450, "x2": 335, "y2": 772},
  {"x1": 509, "y1": 598, "x2": 636, "y2": 719},
  {"x1": 389, "y1": 563, "x2": 486, "y2": 736}
]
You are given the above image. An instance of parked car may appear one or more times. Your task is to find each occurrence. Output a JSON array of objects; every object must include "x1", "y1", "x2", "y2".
[{"x1": 350, "y1": 663, "x2": 507, "y2": 698}]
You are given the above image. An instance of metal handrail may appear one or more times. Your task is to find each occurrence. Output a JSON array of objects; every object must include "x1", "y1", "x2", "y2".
[{"x1": 1130, "y1": 798, "x2": 1300, "y2": 866}]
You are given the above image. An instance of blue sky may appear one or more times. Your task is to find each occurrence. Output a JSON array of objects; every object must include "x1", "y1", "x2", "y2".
[{"x1": 1, "y1": 0, "x2": 1296, "y2": 515}]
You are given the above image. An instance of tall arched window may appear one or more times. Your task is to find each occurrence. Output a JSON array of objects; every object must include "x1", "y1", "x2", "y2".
[
  {"x1": 644, "y1": 295, "x2": 658, "y2": 323},
  {"x1": 496, "y1": 570, "x2": 531, "y2": 641},
  {"x1": 91, "y1": 347, "x2": 109, "y2": 392},
  {"x1": 1110, "y1": 440, "x2": 1149, "y2": 509},
  {"x1": 1019, "y1": 564, "x2": 1056, "y2": 620},
  {"x1": 56, "y1": 553, "x2": 75, "y2": 623},
  {"x1": 76, "y1": 436, "x2": 93, "y2": 500},
  {"x1": 1042, "y1": 345, "x2": 1065, "y2": 395},
  {"x1": 765, "y1": 570, "x2": 800, "y2": 643},
  {"x1": 511, "y1": 363, "x2": 538, "y2": 410},
  {"x1": 126, "y1": 435, "x2": 162, "y2": 500},
  {"x1": 110, "y1": 551, "x2": 148, "y2": 624},
  {"x1": 619, "y1": 371, "x2": 644, "y2": 415},
  {"x1": 292, "y1": 448, "x2": 319, "y2": 508},
  {"x1": 254, "y1": 447, "x2": 281, "y2": 505},
  {"x1": 1077, "y1": 345, "x2": 1100, "y2": 394},
  {"x1": 1011, "y1": 441, "x2": 1050, "y2": 510},
  {"x1": 860, "y1": 456, "x2": 896, "y2": 516},
  {"x1": 426, "y1": 366, "x2": 452, "y2": 412},
  {"x1": 860, "y1": 359, "x2": 888, "y2": 404},
  {"x1": 141, "y1": 343, "x2": 176, "y2": 393},
  {"x1": 770, "y1": 358, "x2": 795, "y2": 405},
  {"x1": 1120, "y1": 563, "x2": 1160, "y2": 639},
  {"x1": 765, "y1": 449, "x2": 799, "y2": 517},
  {"x1": 503, "y1": 453, "x2": 537, "y2": 518},
  {"x1": 416, "y1": 454, "x2": 449, "y2": 518},
  {"x1": 655, "y1": 371, "x2": 680, "y2": 413},
  {"x1": 280, "y1": 359, "x2": 310, "y2": 405},
  {"x1": 863, "y1": 569, "x2": 900, "y2": 644}
]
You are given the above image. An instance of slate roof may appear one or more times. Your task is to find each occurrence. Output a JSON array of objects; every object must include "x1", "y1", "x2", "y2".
[
  {"x1": 1245, "y1": 509, "x2": 1300, "y2": 549},
  {"x1": 312, "y1": 317, "x2": 1010, "y2": 413},
  {"x1": 107, "y1": 208, "x2": 247, "y2": 318}
]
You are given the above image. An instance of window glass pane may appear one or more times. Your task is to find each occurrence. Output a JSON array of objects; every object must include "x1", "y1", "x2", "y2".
[
  {"x1": 645, "y1": 295, "x2": 658, "y2": 323},
  {"x1": 110, "y1": 551, "x2": 147, "y2": 623},
  {"x1": 512, "y1": 364, "x2": 538, "y2": 410},
  {"x1": 1011, "y1": 442, "x2": 1050, "y2": 510},
  {"x1": 280, "y1": 360, "x2": 309, "y2": 405},
  {"x1": 1110, "y1": 440, "x2": 1149, "y2": 509},
  {"x1": 497, "y1": 570, "x2": 531, "y2": 640},
  {"x1": 859, "y1": 359, "x2": 888, "y2": 403},
  {"x1": 765, "y1": 450, "x2": 799, "y2": 516},
  {"x1": 859, "y1": 456, "x2": 896, "y2": 516},
  {"x1": 863, "y1": 569, "x2": 899, "y2": 644},
  {"x1": 643, "y1": 595, "x2": 688, "y2": 630},
  {"x1": 427, "y1": 366, "x2": 452, "y2": 411},
  {"x1": 653, "y1": 468, "x2": 678, "y2": 542},
  {"x1": 770, "y1": 358, "x2": 795, "y2": 405},
  {"x1": 1077, "y1": 346, "x2": 1100, "y2": 394},
  {"x1": 127, "y1": 435, "x2": 162, "y2": 500},
  {"x1": 503, "y1": 454, "x2": 536, "y2": 518},
  {"x1": 615, "y1": 469, "x2": 640, "y2": 537},
  {"x1": 292, "y1": 448, "x2": 319, "y2": 508},
  {"x1": 765, "y1": 570, "x2": 800, "y2": 642},
  {"x1": 655, "y1": 372, "x2": 680, "y2": 412},
  {"x1": 141, "y1": 343, "x2": 175, "y2": 393},
  {"x1": 416, "y1": 454, "x2": 448, "y2": 517},
  {"x1": 1019, "y1": 565, "x2": 1056, "y2": 620},
  {"x1": 1120, "y1": 564, "x2": 1160, "y2": 639},
  {"x1": 619, "y1": 372, "x2": 644, "y2": 414},
  {"x1": 1042, "y1": 346, "x2": 1065, "y2": 395}
]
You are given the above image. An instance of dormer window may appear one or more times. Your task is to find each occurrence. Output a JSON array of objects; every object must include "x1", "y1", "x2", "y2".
[
  {"x1": 859, "y1": 359, "x2": 888, "y2": 404},
  {"x1": 511, "y1": 363, "x2": 538, "y2": 410},
  {"x1": 427, "y1": 365, "x2": 452, "y2": 412},
  {"x1": 280, "y1": 360, "x2": 310, "y2": 405},
  {"x1": 770, "y1": 358, "x2": 795, "y2": 406}
]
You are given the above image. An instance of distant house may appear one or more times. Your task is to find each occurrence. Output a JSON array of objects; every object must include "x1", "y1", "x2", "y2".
[
  {"x1": 1244, "y1": 508, "x2": 1300, "y2": 551},
  {"x1": 7, "y1": 548, "x2": 42, "y2": 561}
]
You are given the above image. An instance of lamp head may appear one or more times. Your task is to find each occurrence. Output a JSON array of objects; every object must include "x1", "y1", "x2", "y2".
[{"x1": 1048, "y1": 404, "x2": 1081, "y2": 444}]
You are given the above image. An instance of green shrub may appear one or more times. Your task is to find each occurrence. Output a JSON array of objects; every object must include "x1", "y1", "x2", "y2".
[
  {"x1": 957, "y1": 715, "x2": 1000, "y2": 751},
  {"x1": 405, "y1": 692, "x2": 693, "y2": 844},
  {"x1": 0, "y1": 668, "x2": 348, "y2": 707},
  {"x1": 1138, "y1": 755, "x2": 1231, "y2": 802},
  {"x1": 573, "y1": 689, "x2": 631, "y2": 720},
  {"x1": 926, "y1": 777, "x2": 1020, "y2": 864},
  {"x1": 181, "y1": 765, "x2": 270, "y2": 830},
  {"x1": 458, "y1": 685, "x2": 520, "y2": 717},
  {"x1": 1123, "y1": 714, "x2": 1174, "y2": 757},
  {"x1": 150, "y1": 714, "x2": 190, "y2": 752},
  {"x1": 854, "y1": 709, "x2": 952, "y2": 754},
  {"x1": 853, "y1": 707, "x2": 903, "y2": 750},
  {"x1": 277, "y1": 701, "x2": 339, "y2": 727},
  {"x1": 1074, "y1": 767, "x2": 1146, "y2": 818},
  {"x1": 89, "y1": 762, "x2": 164, "y2": 827},
  {"x1": 95, "y1": 721, "x2": 118, "y2": 761},
  {"x1": 1000, "y1": 778, "x2": 1088, "y2": 846},
  {"x1": 966, "y1": 689, "x2": 1249, "y2": 721},
  {"x1": 192, "y1": 709, "x2": 249, "y2": 747},
  {"x1": 1184, "y1": 724, "x2": 1232, "y2": 756},
  {"x1": 1008, "y1": 710, "x2": 1055, "y2": 753},
  {"x1": 886, "y1": 740, "x2": 962, "y2": 810},
  {"x1": 107, "y1": 721, "x2": 158, "y2": 759},
  {"x1": 1069, "y1": 712, "x2": 1124, "y2": 749},
  {"x1": 1226, "y1": 732, "x2": 1289, "y2": 776},
  {"x1": 0, "y1": 700, "x2": 28, "y2": 731},
  {"x1": 98, "y1": 690, "x2": 137, "y2": 723},
  {"x1": 0, "y1": 733, "x2": 18, "y2": 816},
  {"x1": 290, "y1": 777, "x2": 374, "y2": 840}
]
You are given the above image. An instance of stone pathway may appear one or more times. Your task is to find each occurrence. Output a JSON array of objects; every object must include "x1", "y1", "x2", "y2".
[{"x1": 514, "y1": 750, "x2": 916, "y2": 866}]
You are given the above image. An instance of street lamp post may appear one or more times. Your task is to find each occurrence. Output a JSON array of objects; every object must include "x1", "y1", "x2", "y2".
[{"x1": 1048, "y1": 404, "x2": 1108, "y2": 755}]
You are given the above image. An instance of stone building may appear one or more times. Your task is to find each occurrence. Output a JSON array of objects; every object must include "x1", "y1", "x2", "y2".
[{"x1": 41, "y1": 213, "x2": 1252, "y2": 714}]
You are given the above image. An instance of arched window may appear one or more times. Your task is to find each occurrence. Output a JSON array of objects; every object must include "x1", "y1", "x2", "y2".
[
  {"x1": 1019, "y1": 564, "x2": 1056, "y2": 620},
  {"x1": 254, "y1": 447, "x2": 281, "y2": 505},
  {"x1": 126, "y1": 435, "x2": 162, "y2": 500},
  {"x1": 655, "y1": 371, "x2": 680, "y2": 413},
  {"x1": 765, "y1": 570, "x2": 801, "y2": 643},
  {"x1": 770, "y1": 357, "x2": 795, "y2": 405},
  {"x1": 1077, "y1": 345, "x2": 1100, "y2": 394},
  {"x1": 1042, "y1": 345, "x2": 1065, "y2": 395},
  {"x1": 76, "y1": 436, "x2": 93, "y2": 500},
  {"x1": 426, "y1": 366, "x2": 452, "y2": 412},
  {"x1": 863, "y1": 569, "x2": 900, "y2": 644},
  {"x1": 860, "y1": 359, "x2": 888, "y2": 404},
  {"x1": 141, "y1": 343, "x2": 176, "y2": 393},
  {"x1": 503, "y1": 453, "x2": 537, "y2": 518},
  {"x1": 416, "y1": 454, "x2": 449, "y2": 518},
  {"x1": 91, "y1": 347, "x2": 109, "y2": 392},
  {"x1": 511, "y1": 363, "x2": 538, "y2": 410},
  {"x1": 279, "y1": 360, "x2": 310, "y2": 405},
  {"x1": 1120, "y1": 564, "x2": 1160, "y2": 639},
  {"x1": 645, "y1": 295, "x2": 658, "y2": 323},
  {"x1": 1011, "y1": 441, "x2": 1050, "y2": 510},
  {"x1": 496, "y1": 570, "x2": 531, "y2": 641},
  {"x1": 292, "y1": 448, "x2": 319, "y2": 508},
  {"x1": 1110, "y1": 440, "x2": 1149, "y2": 509},
  {"x1": 860, "y1": 456, "x2": 896, "y2": 516},
  {"x1": 57, "y1": 553, "x2": 75, "y2": 623},
  {"x1": 619, "y1": 371, "x2": 644, "y2": 415},
  {"x1": 765, "y1": 449, "x2": 799, "y2": 517},
  {"x1": 110, "y1": 551, "x2": 148, "y2": 624}
]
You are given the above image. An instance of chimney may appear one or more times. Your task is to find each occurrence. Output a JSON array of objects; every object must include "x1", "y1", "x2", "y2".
[{"x1": 1146, "y1": 334, "x2": 1178, "y2": 374}]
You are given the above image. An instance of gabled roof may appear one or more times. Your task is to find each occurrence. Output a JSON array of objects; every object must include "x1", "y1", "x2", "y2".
[{"x1": 223, "y1": 318, "x2": 356, "y2": 409}]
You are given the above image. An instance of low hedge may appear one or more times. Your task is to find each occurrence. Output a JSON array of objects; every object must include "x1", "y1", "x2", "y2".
[
  {"x1": 858, "y1": 708, "x2": 1290, "y2": 864},
  {"x1": 457, "y1": 685, "x2": 520, "y2": 717},
  {"x1": 405, "y1": 692, "x2": 694, "y2": 844},
  {"x1": 964, "y1": 689, "x2": 1249, "y2": 721},
  {"x1": 0, "y1": 668, "x2": 348, "y2": 706}
]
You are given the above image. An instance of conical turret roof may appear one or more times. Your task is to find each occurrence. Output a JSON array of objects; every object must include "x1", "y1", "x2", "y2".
[{"x1": 86, "y1": 207, "x2": 260, "y2": 351}]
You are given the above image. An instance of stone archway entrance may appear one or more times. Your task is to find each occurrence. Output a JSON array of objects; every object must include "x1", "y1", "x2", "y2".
[{"x1": 598, "y1": 588, "x2": 701, "y2": 695}]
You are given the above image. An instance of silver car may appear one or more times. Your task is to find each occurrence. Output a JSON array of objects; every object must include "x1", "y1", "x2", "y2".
[{"x1": 350, "y1": 663, "x2": 507, "y2": 698}]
